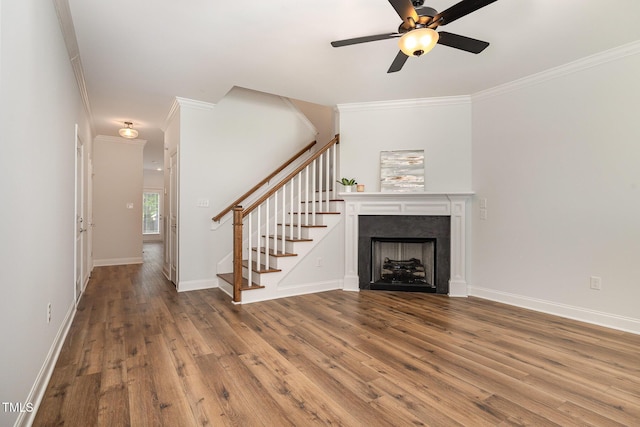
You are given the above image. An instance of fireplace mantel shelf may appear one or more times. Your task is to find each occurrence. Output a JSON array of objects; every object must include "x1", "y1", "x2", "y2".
[
  {"x1": 342, "y1": 191, "x2": 472, "y2": 297},
  {"x1": 339, "y1": 191, "x2": 474, "y2": 198}
]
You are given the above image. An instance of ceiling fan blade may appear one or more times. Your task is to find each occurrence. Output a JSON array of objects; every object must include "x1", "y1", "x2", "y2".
[
  {"x1": 388, "y1": 0, "x2": 419, "y2": 29},
  {"x1": 437, "y1": 31, "x2": 489, "y2": 54},
  {"x1": 432, "y1": 0, "x2": 498, "y2": 26},
  {"x1": 387, "y1": 51, "x2": 409, "y2": 73},
  {"x1": 331, "y1": 33, "x2": 400, "y2": 48}
]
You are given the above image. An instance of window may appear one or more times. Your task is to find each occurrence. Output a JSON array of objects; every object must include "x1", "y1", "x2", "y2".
[{"x1": 143, "y1": 191, "x2": 161, "y2": 234}]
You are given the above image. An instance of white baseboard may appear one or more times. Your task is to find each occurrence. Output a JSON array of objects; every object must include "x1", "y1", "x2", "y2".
[
  {"x1": 16, "y1": 301, "x2": 76, "y2": 427},
  {"x1": 240, "y1": 279, "x2": 343, "y2": 304},
  {"x1": 177, "y1": 278, "x2": 218, "y2": 292},
  {"x1": 448, "y1": 279, "x2": 468, "y2": 297},
  {"x1": 93, "y1": 257, "x2": 143, "y2": 267},
  {"x1": 468, "y1": 286, "x2": 640, "y2": 335}
]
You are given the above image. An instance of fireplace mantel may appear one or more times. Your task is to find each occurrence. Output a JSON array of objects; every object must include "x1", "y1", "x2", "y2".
[{"x1": 341, "y1": 192, "x2": 473, "y2": 297}]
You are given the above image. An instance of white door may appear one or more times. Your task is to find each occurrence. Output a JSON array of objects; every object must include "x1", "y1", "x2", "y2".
[
  {"x1": 74, "y1": 126, "x2": 85, "y2": 304},
  {"x1": 169, "y1": 150, "x2": 178, "y2": 286}
]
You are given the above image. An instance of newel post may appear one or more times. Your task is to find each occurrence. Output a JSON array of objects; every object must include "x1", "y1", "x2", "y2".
[{"x1": 232, "y1": 205, "x2": 243, "y2": 303}]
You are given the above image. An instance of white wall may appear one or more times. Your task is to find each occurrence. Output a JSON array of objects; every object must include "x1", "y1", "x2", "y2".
[
  {"x1": 337, "y1": 97, "x2": 472, "y2": 192},
  {"x1": 93, "y1": 136, "x2": 145, "y2": 265},
  {"x1": 175, "y1": 87, "x2": 318, "y2": 290},
  {"x1": 290, "y1": 98, "x2": 335, "y2": 147},
  {"x1": 0, "y1": 0, "x2": 91, "y2": 425},
  {"x1": 471, "y1": 45, "x2": 640, "y2": 332},
  {"x1": 144, "y1": 169, "x2": 164, "y2": 188}
]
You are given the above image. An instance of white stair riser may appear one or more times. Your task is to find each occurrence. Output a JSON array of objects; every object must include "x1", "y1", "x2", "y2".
[
  {"x1": 261, "y1": 238, "x2": 314, "y2": 254},
  {"x1": 241, "y1": 206, "x2": 343, "y2": 294}
]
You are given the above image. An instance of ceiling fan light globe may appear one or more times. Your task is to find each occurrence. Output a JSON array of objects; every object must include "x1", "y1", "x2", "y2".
[{"x1": 398, "y1": 28, "x2": 439, "y2": 57}]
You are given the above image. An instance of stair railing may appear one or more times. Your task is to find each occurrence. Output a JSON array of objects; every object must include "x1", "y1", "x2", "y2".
[
  {"x1": 231, "y1": 135, "x2": 340, "y2": 302},
  {"x1": 212, "y1": 140, "x2": 317, "y2": 223}
]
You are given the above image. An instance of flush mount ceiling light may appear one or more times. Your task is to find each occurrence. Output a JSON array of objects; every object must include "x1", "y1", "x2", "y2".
[
  {"x1": 119, "y1": 121, "x2": 138, "y2": 139},
  {"x1": 398, "y1": 27, "x2": 439, "y2": 57}
]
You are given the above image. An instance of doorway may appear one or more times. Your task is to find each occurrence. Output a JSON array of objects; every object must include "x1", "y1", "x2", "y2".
[{"x1": 74, "y1": 125, "x2": 86, "y2": 305}]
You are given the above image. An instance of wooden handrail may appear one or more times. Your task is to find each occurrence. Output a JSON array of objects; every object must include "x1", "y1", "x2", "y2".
[
  {"x1": 212, "y1": 139, "x2": 317, "y2": 222},
  {"x1": 243, "y1": 134, "x2": 339, "y2": 218}
]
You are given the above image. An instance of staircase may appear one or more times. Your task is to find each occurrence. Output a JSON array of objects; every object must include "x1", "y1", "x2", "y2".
[{"x1": 215, "y1": 135, "x2": 343, "y2": 303}]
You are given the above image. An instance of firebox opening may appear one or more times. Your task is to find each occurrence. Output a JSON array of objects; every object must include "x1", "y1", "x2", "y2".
[{"x1": 370, "y1": 237, "x2": 436, "y2": 293}]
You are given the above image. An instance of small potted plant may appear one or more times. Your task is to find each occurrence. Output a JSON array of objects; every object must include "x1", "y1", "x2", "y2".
[{"x1": 337, "y1": 177, "x2": 357, "y2": 192}]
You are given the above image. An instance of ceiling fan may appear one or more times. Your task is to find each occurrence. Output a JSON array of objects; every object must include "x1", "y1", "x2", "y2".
[{"x1": 330, "y1": 0, "x2": 498, "y2": 73}]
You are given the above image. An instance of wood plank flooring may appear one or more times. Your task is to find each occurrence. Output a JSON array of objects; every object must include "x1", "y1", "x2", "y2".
[{"x1": 34, "y1": 242, "x2": 640, "y2": 426}]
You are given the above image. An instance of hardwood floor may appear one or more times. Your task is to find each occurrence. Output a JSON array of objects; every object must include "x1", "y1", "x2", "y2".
[{"x1": 34, "y1": 242, "x2": 640, "y2": 426}]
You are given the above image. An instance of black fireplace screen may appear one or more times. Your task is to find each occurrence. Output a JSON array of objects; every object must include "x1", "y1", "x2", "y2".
[{"x1": 371, "y1": 237, "x2": 435, "y2": 288}]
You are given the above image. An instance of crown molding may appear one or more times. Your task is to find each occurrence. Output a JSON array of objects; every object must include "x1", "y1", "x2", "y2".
[
  {"x1": 94, "y1": 135, "x2": 147, "y2": 146},
  {"x1": 163, "y1": 98, "x2": 181, "y2": 131},
  {"x1": 176, "y1": 96, "x2": 216, "y2": 110},
  {"x1": 337, "y1": 95, "x2": 471, "y2": 113},
  {"x1": 164, "y1": 96, "x2": 216, "y2": 131},
  {"x1": 53, "y1": 0, "x2": 95, "y2": 136},
  {"x1": 472, "y1": 40, "x2": 640, "y2": 102}
]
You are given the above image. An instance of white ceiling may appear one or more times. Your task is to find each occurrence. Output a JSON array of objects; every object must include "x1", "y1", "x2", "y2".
[{"x1": 66, "y1": 0, "x2": 640, "y2": 169}]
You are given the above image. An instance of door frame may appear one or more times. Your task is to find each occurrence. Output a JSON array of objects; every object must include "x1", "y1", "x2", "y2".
[
  {"x1": 74, "y1": 124, "x2": 85, "y2": 305},
  {"x1": 168, "y1": 149, "x2": 179, "y2": 286}
]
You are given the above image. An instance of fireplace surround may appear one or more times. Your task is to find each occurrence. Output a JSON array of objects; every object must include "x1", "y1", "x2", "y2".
[
  {"x1": 341, "y1": 192, "x2": 472, "y2": 297},
  {"x1": 361, "y1": 216, "x2": 449, "y2": 293}
]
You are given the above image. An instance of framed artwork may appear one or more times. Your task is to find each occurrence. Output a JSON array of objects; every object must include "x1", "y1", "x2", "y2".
[{"x1": 380, "y1": 149, "x2": 424, "y2": 192}]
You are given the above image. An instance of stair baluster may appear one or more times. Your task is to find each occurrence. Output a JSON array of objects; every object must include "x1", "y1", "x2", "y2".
[
  {"x1": 247, "y1": 210, "x2": 252, "y2": 287},
  {"x1": 223, "y1": 135, "x2": 340, "y2": 302}
]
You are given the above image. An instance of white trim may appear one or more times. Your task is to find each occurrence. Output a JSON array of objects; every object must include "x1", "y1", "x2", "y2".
[
  {"x1": 94, "y1": 134, "x2": 147, "y2": 146},
  {"x1": 177, "y1": 278, "x2": 218, "y2": 292},
  {"x1": 472, "y1": 40, "x2": 640, "y2": 102},
  {"x1": 337, "y1": 95, "x2": 471, "y2": 112},
  {"x1": 93, "y1": 257, "x2": 143, "y2": 267},
  {"x1": 163, "y1": 97, "x2": 181, "y2": 132},
  {"x1": 240, "y1": 279, "x2": 343, "y2": 304},
  {"x1": 176, "y1": 96, "x2": 216, "y2": 110},
  {"x1": 16, "y1": 301, "x2": 76, "y2": 427},
  {"x1": 53, "y1": 0, "x2": 95, "y2": 136},
  {"x1": 341, "y1": 192, "x2": 472, "y2": 296},
  {"x1": 164, "y1": 96, "x2": 216, "y2": 131},
  {"x1": 469, "y1": 286, "x2": 640, "y2": 335}
]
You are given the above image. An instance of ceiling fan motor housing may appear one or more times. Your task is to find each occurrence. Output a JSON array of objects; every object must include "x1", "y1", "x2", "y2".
[{"x1": 330, "y1": 0, "x2": 498, "y2": 73}]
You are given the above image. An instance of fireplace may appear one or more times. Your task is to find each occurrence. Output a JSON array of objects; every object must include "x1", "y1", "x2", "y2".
[
  {"x1": 370, "y1": 237, "x2": 436, "y2": 292},
  {"x1": 358, "y1": 215, "x2": 450, "y2": 293},
  {"x1": 342, "y1": 192, "x2": 472, "y2": 297}
]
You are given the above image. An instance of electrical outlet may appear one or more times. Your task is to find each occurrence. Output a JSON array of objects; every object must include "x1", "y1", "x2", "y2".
[
  {"x1": 590, "y1": 276, "x2": 602, "y2": 290},
  {"x1": 47, "y1": 303, "x2": 52, "y2": 324},
  {"x1": 316, "y1": 257, "x2": 323, "y2": 267}
]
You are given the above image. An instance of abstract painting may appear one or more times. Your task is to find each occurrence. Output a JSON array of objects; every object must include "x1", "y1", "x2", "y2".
[{"x1": 380, "y1": 149, "x2": 424, "y2": 192}]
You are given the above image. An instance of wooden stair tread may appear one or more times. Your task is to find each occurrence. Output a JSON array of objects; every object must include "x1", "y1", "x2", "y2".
[
  {"x1": 241, "y1": 260, "x2": 281, "y2": 274},
  {"x1": 252, "y1": 248, "x2": 297, "y2": 257},
  {"x1": 289, "y1": 211, "x2": 341, "y2": 215},
  {"x1": 217, "y1": 273, "x2": 265, "y2": 291},
  {"x1": 264, "y1": 235, "x2": 313, "y2": 243},
  {"x1": 300, "y1": 199, "x2": 343, "y2": 203}
]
